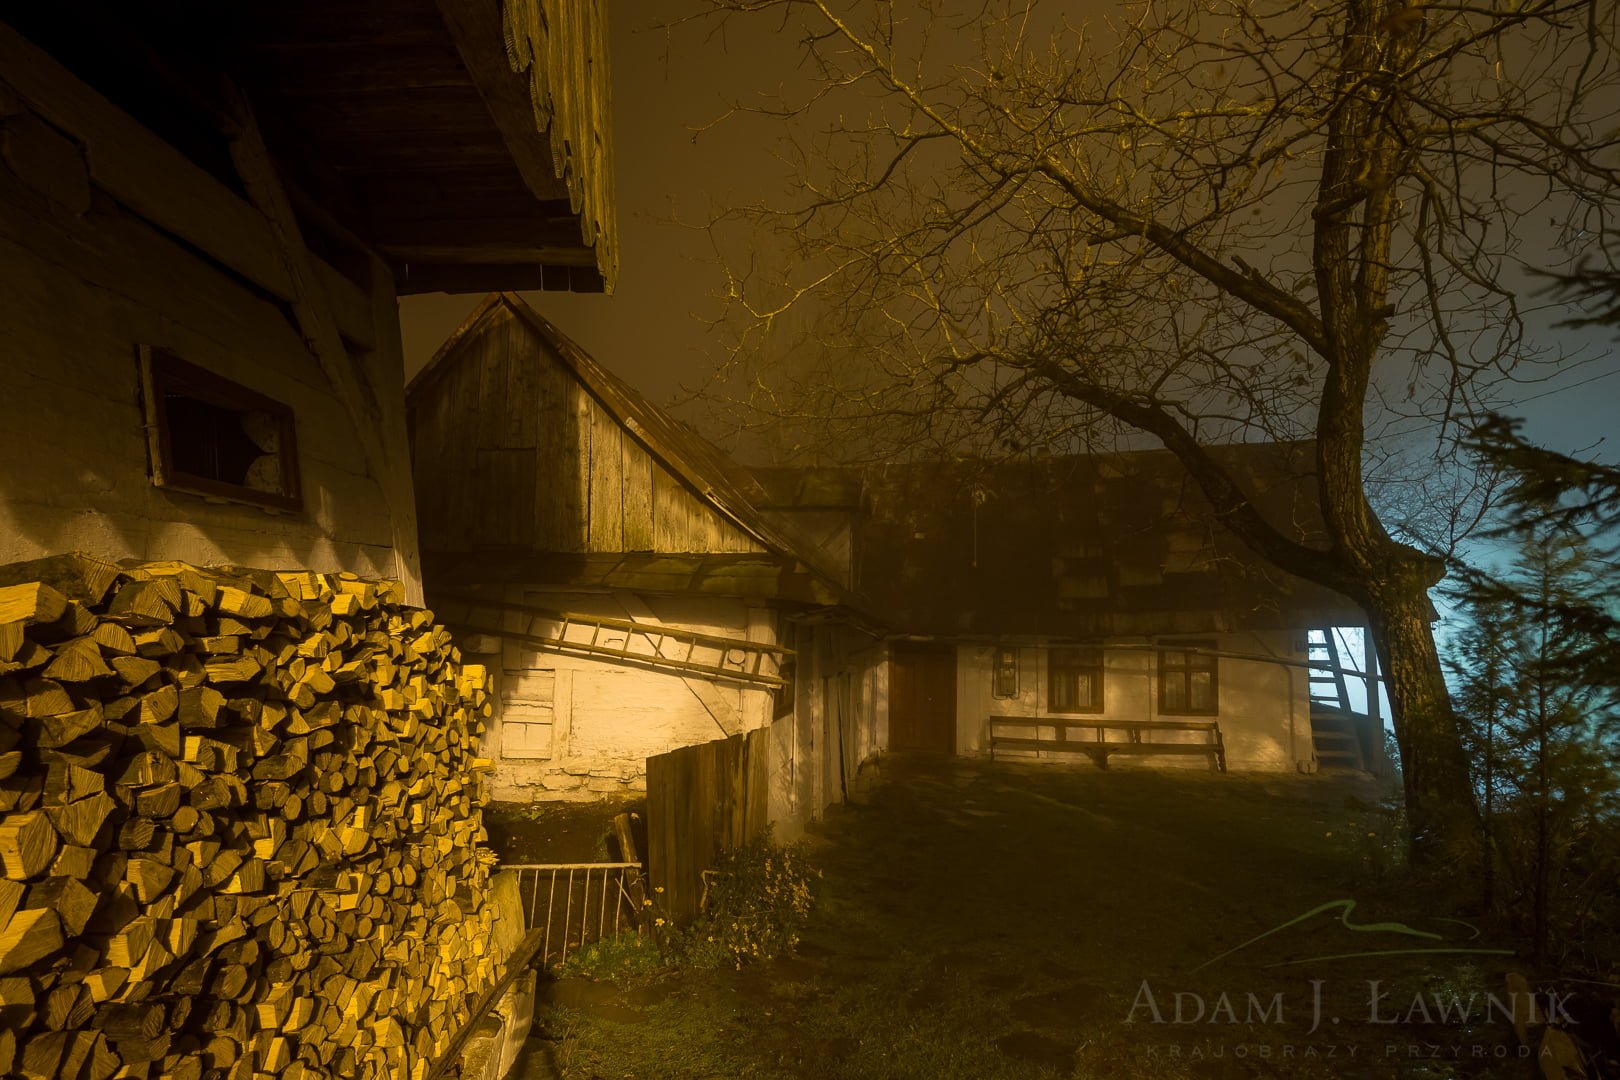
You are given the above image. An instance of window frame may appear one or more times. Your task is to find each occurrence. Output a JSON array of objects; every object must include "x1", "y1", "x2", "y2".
[
  {"x1": 992, "y1": 645, "x2": 1020, "y2": 699},
  {"x1": 1158, "y1": 639, "x2": 1219, "y2": 716},
  {"x1": 1047, "y1": 645, "x2": 1105, "y2": 714},
  {"x1": 139, "y1": 346, "x2": 303, "y2": 512},
  {"x1": 499, "y1": 667, "x2": 558, "y2": 760}
]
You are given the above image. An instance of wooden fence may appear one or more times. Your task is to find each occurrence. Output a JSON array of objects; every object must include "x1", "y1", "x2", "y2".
[{"x1": 645, "y1": 728, "x2": 771, "y2": 920}]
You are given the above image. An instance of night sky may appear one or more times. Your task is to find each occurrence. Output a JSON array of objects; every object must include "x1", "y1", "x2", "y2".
[{"x1": 398, "y1": 3, "x2": 1620, "y2": 465}]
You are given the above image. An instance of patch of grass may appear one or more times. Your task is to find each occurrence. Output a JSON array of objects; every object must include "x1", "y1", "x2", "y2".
[
  {"x1": 520, "y1": 760, "x2": 1527, "y2": 1080},
  {"x1": 555, "y1": 931, "x2": 668, "y2": 984}
]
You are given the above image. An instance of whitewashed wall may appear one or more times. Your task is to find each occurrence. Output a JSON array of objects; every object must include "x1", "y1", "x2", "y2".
[
  {"x1": 480, "y1": 590, "x2": 780, "y2": 801},
  {"x1": 767, "y1": 625, "x2": 887, "y2": 838},
  {"x1": 954, "y1": 630, "x2": 1310, "y2": 770}
]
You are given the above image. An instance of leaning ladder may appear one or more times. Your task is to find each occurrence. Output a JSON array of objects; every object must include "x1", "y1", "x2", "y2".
[
  {"x1": 1306, "y1": 629, "x2": 1353, "y2": 711},
  {"x1": 434, "y1": 594, "x2": 791, "y2": 688},
  {"x1": 1307, "y1": 629, "x2": 1365, "y2": 771}
]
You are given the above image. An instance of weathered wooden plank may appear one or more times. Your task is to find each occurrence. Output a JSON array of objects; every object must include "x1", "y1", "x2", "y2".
[
  {"x1": 685, "y1": 490, "x2": 712, "y2": 554},
  {"x1": 586, "y1": 400, "x2": 623, "y2": 552},
  {"x1": 644, "y1": 732, "x2": 768, "y2": 922},
  {"x1": 365, "y1": 250, "x2": 424, "y2": 605},
  {"x1": 227, "y1": 87, "x2": 400, "y2": 535},
  {"x1": 475, "y1": 310, "x2": 512, "y2": 451},
  {"x1": 432, "y1": 0, "x2": 574, "y2": 208},
  {"x1": 0, "y1": 24, "x2": 293, "y2": 300},
  {"x1": 530, "y1": 341, "x2": 584, "y2": 551},
  {"x1": 311, "y1": 256, "x2": 377, "y2": 352},
  {"x1": 504, "y1": 339, "x2": 540, "y2": 452},
  {"x1": 557, "y1": 382, "x2": 592, "y2": 553},
  {"x1": 475, "y1": 449, "x2": 536, "y2": 548},
  {"x1": 650, "y1": 467, "x2": 687, "y2": 553},
  {"x1": 621, "y1": 439, "x2": 654, "y2": 553},
  {"x1": 446, "y1": 328, "x2": 486, "y2": 551},
  {"x1": 0, "y1": 163, "x2": 314, "y2": 384}
]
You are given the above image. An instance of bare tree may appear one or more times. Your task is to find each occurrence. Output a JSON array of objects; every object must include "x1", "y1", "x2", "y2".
[{"x1": 693, "y1": 0, "x2": 1620, "y2": 862}]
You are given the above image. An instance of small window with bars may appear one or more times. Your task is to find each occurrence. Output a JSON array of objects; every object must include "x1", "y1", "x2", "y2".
[
  {"x1": 1159, "y1": 641, "x2": 1218, "y2": 715},
  {"x1": 1048, "y1": 646, "x2": 1104, "y2": 713}
]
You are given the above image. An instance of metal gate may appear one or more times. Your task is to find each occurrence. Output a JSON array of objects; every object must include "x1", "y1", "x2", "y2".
[{"x1": 502, "y1": 862, "x2": 648, "y2": 968}]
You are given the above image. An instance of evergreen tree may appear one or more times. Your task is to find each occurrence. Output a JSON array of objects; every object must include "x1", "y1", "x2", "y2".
[{"x1": 1446, "y1": 528, "x2": 1620, "y2": 965}]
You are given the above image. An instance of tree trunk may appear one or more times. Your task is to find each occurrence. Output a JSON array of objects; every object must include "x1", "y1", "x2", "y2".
[{"x1": 1363, "y1": 569, "x2": 1481, "y2": 867}]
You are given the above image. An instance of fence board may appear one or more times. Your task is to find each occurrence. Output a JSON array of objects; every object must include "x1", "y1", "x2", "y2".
[{"x1": 646, "y1": 729, "x2": 771, "y2": 920}]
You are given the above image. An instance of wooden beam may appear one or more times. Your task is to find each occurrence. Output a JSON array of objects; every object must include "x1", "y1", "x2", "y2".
[
  {"x1": 0, "y1": 21, "x2": 379, "y2": 351},
  {"x1": 423, "y1": 927, "x2": 544, "y2": 1080},
  {"x1": 367, "y1": 250, "x2": 426, "y2": 607},
  {"x1": 0, "y1": 20, "x2": 291, "y2": 300},
  {"x1": 383, "y1": 242, "x2": 596, "y2": 265},
  {"x1": 393, "y1": 262, "x2": 601, "y2": 296},
  {"x1": 311, "y1": 259, "x2": 378, "y2": 353},
  {"x1": 433, "y1": 0, "x2": 572, "y2": 204},
  {"x1": 223, "y1": 85, "x2": 401, "y2": 550}
]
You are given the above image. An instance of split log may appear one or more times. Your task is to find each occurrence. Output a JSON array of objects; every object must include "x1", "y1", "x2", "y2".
[
  {"x1": 44, "y1": 791, "x2": 113, "y2": 849},
  {"x1": 0, "y1": 813, "x2": 58, "y2": 880},
  {"x1": 0, "y1": 558, "x2": 505, "y2": 1078},
  {"x1": 0, "y1": 908, "x2": 62, "y2": 974}
]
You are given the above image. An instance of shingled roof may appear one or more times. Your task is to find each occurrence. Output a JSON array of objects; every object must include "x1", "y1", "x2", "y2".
[{"x1": 776, "y1": 445, "x2": 1365, "y2": 638}]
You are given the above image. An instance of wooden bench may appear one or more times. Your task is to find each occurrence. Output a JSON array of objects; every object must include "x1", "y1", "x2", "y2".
[{"x1": 988, "y1": 716, "x2": 1227, "y2": 773}]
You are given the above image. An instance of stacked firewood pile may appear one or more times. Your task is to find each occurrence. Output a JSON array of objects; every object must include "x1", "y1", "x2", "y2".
[{"x1": 0, "y1": 555, "x2": 506, "y2": 1079}]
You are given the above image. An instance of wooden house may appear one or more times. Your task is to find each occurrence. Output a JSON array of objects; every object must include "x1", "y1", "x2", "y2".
[
  {"x1": 0, "y1": 1, "x2": 615, "y2": 602},
  {"x1": 753, "y1": 447, "x2": 1385, "y2": 773},
  {"x1": 407, "y1": 294, "x2": 884, "y2": 827}
]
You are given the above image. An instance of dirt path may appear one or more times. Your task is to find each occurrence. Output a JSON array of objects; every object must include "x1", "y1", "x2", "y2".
[{"x1": 519, "y1": 756, "x2": 1527, "y2": 1079}]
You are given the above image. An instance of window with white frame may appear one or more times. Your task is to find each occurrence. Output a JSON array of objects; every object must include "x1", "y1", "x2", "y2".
[
  {"x1": 1159, "y1": 640, "x2": 1218, "y2": 715},
  {"x1": 1048, "y1": 646, "x2": 1104, "y2": 713}
]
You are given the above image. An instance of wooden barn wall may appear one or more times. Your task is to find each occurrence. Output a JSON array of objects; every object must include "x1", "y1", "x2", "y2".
[
  {"x1": 0, "y1": 82, "x2": 417, "y2": 590},
  {"x1": 412, "y1": 306, "x2": 766, "y2": 557}
]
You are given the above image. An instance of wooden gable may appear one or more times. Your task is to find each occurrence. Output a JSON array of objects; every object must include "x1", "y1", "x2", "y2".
[{"x1": 410, "y1": 299, "x2": 767, "y2": 557}]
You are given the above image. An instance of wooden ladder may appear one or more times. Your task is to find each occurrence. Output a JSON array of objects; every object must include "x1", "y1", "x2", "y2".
[
  {"x1": 435, "y1": 595, "x2": 790, "y2": 688},
  {"x1": 1307, "y1": 629, "x2": 1365, "y2": 771}
]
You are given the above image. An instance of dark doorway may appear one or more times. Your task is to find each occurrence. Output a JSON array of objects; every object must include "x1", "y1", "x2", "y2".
[{"x1": 889, "y1": 642, "x2": 957, "y2": 753}]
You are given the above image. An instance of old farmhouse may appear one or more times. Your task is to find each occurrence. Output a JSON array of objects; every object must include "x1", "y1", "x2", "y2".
[
  {"x1": 0, "y1": 2, "x2": 614, "y2": 598},
  {"x1": 752, "y1": 446, "x2": 1381, "y2": 775},
  {"x1": 407, "y1": 294, "x2": 886, "y2": 830},
  {"x1": 0, "y1": 2, "x2": 618, "y2": 1076}
]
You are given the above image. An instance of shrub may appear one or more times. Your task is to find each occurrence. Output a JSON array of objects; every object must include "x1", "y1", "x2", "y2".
[
  {"x1": 553, "y1": 830, "x2": 821, "y2": 982},
  {"x1": 674, "y1": 829, "x2": 820, "y2": 970}
]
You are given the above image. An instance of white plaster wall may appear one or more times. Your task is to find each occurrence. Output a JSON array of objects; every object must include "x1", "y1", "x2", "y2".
[
  {"x1": 956, "y1": 630, "x2": 1310, "y2": 771},
  {"x1": 0, "y1": 153, "x2": 418, "y2": 591},
  {"x1": 766, "y1": 622, "x2": 887, "y2": 838},
  {"x1": 482, "y1": 590, "x2": 779, "y2": 801}
]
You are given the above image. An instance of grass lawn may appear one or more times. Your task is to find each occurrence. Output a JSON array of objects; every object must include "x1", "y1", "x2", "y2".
[{"x1": 515, "y1": 756, "x2": 1532, "y2": 1079}]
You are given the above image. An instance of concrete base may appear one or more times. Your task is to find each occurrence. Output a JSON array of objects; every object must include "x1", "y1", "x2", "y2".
[
  {"x1": 456, "y1": 968, "x2": 539, "y2": 1080},
  {"x1": 458, "y1": 1016, "x2": 506, "y2": 1080},
  {"x1": 496, "y1": 969, "x2": 538, "y2": 1077}
]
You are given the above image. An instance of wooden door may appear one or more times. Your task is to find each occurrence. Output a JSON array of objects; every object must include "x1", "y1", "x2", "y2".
[{"x1": 889, "y1": 642, "x2": 957, "y2": 753}]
